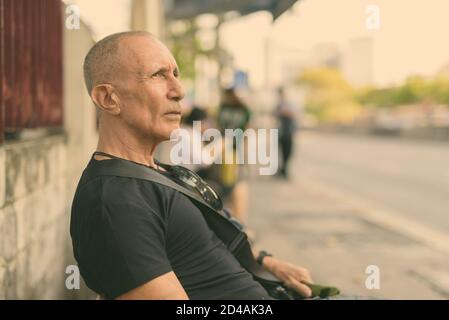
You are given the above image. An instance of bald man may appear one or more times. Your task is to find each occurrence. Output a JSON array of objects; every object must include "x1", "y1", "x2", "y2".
[{"x1": 70, "y1": 31, "x2": 313, "y2": 300}]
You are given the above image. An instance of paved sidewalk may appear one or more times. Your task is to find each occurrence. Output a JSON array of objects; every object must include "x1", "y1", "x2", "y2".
[{"x1": 246, "y1": 174, "x2": 449, "y2": 299}]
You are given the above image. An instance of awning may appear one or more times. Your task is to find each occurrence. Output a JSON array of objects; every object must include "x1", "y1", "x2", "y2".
[{"x1": 166, "y1": 0, "x2": 299, "y2": 21}]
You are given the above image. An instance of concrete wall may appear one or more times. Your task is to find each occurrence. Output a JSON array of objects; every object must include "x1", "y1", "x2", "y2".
[
  {"x1": 0, "y1": 135, "x2": 69, "y2": 299},
  {"x1": 0, "y1": 10, "x2": 98, "y2": 299},
  {"x1": 62, "y1": 15, "x2": 99, "y2": 300}
]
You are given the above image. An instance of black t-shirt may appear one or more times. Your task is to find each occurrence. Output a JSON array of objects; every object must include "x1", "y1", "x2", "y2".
[{"x1": 70, "y1": 156, "x2": 271, "y2": 300}]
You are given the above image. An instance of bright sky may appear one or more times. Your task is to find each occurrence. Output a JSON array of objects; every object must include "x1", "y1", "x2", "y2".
[
  {"x1": 66, "y1": 0, "x2": 449, "y2": 88},
  {"x1": 67, "y1": 0, "x2": 131, "y2": 40},
  {"x1": 221, "y1": 0, "x2": 449, "y2": 87}
]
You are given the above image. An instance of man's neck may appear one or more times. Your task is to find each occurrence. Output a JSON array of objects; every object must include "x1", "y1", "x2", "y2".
[{"x1": 96, "y1": 121, "x2": 159, "y2": 168}]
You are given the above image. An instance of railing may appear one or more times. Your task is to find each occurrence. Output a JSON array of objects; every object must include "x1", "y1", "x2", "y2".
[{"x1": 0, "y1": 0, "x2": 63, "y2": 143}]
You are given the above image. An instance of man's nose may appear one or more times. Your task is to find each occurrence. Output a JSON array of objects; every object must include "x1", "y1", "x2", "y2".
[{"x1": 167, "y1": 77, "x2": 185, "y2": 102}]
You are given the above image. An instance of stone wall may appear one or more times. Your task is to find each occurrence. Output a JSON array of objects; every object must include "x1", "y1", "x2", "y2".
[
  {"x1": 0, "y1": 9, "x2": 98, "y2": 299},
  {"x1": 0, "y1": 136, "x2": 69, "y2": 299}
]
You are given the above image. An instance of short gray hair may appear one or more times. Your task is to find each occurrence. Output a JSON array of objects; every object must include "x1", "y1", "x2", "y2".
[{"x1": 83, "y1": 31, "x2": 153, "y2": 94}]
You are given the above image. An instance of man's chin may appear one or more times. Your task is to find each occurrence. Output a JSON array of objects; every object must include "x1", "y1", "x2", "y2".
[{"x1": 159, "y1": 124, "x2": 180, "y2": 142}]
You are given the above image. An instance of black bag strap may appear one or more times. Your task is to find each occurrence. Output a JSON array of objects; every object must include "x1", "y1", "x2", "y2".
[{"x1": 81, "y1": 155, "x2": 281, "y2": 285}]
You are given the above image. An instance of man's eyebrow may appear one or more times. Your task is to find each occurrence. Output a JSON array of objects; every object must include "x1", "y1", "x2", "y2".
[
  {"x1": 150, "y1": 66, "x2": 180, "y2": 77},
  {"x1": 152, "y1": 67, "x2": 169, "y2": 74}
]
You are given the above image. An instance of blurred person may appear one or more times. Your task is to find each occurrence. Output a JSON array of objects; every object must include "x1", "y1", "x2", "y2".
[
  {"x1": 178, "y1": 107, "x2": 231, "y2": 200},
  {"x1": 179, "y1": 106, "x2": 208, "y2": 172},
  {"x1": 216, "y1": 88, "x2": 251, "y2": 224},
  {"x1": 70, "y1": 31, "x2": 318, "y2": 300},
  {"x1": 179, "y1": 106, "x2": 254, "y2": 240},
  {"x1": 217, "y1": 88, "x2": 251, "y2": 142},
  {"x1": 274, "y1": 87, "x2": 298, "y2": 179}
]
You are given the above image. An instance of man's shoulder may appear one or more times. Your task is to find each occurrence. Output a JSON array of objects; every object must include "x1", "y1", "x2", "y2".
[
  {"x1": 71, "y1": 159, "x2": 191, "y2": 226},
  {"x1": 75, "y1": 172, "x2": 177, "y2": 206},
  {"x1": 71, "y1": 173, "x2": 181, "y2": 240}
]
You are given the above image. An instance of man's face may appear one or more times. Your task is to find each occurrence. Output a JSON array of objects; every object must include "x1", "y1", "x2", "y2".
[{"x1": 115, "y1": 36, "x2": 185, "y2": 142}]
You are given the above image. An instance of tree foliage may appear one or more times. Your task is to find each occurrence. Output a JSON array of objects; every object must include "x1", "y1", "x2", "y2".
[
  {"x1": 167, "y1": 20, "x2": 213, "y2": 80},
  {"x1": 298, "y1": 67, "x2": 362, "y2": 123},
  {"x1": 357, "y1": 73, "x2": 449, "y2": 108}
]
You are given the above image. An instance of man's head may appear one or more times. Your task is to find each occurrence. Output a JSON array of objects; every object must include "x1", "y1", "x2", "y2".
[{"x1": 83, "y1": 31, "x2": 185, "y2": 143}]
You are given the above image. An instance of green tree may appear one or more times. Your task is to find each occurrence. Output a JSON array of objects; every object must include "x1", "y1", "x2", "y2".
[
  {"x1": 356, "y1": 74, "x2": 449, "y2": 109},
  {"x1": 167, "y1": 20, "x2": 213, "y2": 80},
  {"x1": 429, "y1": 72, "x2": 449, "y2": 106},
  {"x1": 298, "y1": 67, "x2": 362, "y2": 123}
]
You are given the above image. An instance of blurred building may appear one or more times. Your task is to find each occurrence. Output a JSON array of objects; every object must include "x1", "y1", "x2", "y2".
[
  {"x1": 312, "y1": 43, "x2": 341, "y2": 69},
  {"x1": 342, "y1": 37, "x2": 374, "y2": 86}
]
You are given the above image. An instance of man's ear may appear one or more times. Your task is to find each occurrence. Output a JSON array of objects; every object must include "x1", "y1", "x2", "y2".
[{"x1": 91, "y1": 84, "x2": 121, "y2": 115}]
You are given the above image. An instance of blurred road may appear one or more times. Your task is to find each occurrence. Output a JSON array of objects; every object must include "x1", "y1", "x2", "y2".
[
  {"x1": 297, "y1": 131, "x2": 449, "y2": 234},
  {"x1": 247, "y1": 131, "x2": 449, "y2": 299}
]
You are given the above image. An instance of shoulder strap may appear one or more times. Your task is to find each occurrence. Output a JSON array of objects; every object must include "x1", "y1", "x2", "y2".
[
  {"x1": 82, "y1": 157, "x2": 281, "y2": 285},
  {"x1": 84, "y1": 157, "x2": 227, "y2": 217}
]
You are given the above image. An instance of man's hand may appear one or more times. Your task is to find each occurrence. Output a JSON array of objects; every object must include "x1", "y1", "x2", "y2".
[{"x1": 262, "y1": 256, "x2": 314, "y2": 298}]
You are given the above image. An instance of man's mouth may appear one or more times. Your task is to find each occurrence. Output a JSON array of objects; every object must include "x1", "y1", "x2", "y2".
[{"x1": 164, "y1": 110, "x2": 182, "y2": 118}]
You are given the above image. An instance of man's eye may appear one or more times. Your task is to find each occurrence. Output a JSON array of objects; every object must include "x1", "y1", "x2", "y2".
[{"x1": 152, "y1": 72, "x2": 166, "y2": 78}]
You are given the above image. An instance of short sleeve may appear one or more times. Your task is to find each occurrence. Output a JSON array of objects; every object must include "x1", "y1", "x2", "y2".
[{"x1": 97, "y1": 182, "x2": 173, "y2": 298}]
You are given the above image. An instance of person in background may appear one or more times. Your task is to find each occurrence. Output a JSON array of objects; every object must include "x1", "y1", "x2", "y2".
[
  {"x1": 179, "y1": 106, "x2": 208, "y2": 172},
  {"x1": 216, "y1": 88, "x2": 252, "y2": 225},
  {"x1": 275, "y1": 87, "x2": 297, "y2": 180},
  {"x1": 217, "y1": 88, "x2": 251, "y2": 140}
]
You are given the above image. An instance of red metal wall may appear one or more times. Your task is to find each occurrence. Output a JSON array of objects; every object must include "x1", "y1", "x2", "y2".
[{"x1": 0, "y1": 0, "x2": 63, "y2": 143}]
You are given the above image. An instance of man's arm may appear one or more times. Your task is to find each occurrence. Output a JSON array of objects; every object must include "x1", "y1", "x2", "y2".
[
  {"x1": 116, "y1": 271, "x2": 189, "y2": 300},
  {"x1": 262, "y1": 256, "x2": 313, "y2": 298},
  {"x1": 252, "y1": 248, "x2": 313, "y2": 298}
]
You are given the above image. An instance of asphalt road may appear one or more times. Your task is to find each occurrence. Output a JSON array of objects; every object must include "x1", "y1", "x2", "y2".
[{"x1": 294, "y1": 131, "x2": 449, "y2": 235}]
